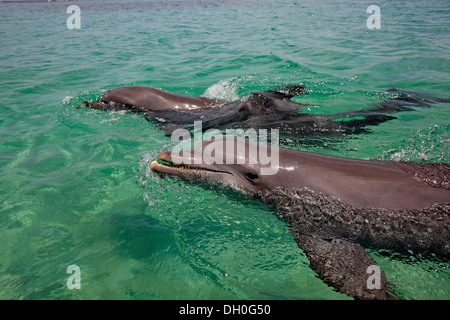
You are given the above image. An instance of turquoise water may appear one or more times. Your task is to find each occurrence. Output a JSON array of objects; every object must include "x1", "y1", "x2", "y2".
[{"x1": 0, "y1": 0, "x2": 449, "y2": 299}]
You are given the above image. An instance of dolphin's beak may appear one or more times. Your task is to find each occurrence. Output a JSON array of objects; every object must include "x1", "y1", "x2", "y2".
[
  {"x1": 150, "y1": 151, "x2": 182, "y2": 175},
  {"x1": 151, "y1": 149, "x2": 232, "y2": 179}
]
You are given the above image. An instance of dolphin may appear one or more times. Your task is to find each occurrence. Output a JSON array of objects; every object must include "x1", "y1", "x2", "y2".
[
  {"x1": 82, "y1": 85, "x2": 449, "y2": 142},
  {"x1": 150, "y1": 137, "x2": 450, "y2": 299},
  {"x1": 84, "y1": 86, "x2": 218, "y2": 111}
]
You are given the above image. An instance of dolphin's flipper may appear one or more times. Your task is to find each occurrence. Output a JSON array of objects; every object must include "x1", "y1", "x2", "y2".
[
  {"x1": 293, "y1": 232, "x2": 398, "y2": 300},
  {"x1": 325, "y1": 89, "x2": 450, "y2": 134}
]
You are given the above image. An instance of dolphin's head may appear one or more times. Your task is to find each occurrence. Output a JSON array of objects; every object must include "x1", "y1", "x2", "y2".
[
  {"x1": 151, "y1": 136, "x2": 450, "y2": 210},
  {"x1": 151, "y1": 137, "x2": 285, "y2": 194}
]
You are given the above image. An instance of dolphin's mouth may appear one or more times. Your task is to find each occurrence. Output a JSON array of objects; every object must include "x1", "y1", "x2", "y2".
[
  {"x1": 150, "y1": 151, "x2": 231, "y2": 176},
  {"x1": 155, "y1": 159, "x2": 191, "y2": 169}
]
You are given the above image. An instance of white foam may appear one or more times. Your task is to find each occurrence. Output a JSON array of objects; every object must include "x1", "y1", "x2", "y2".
[
  {"x1": 203, "y1": 77, "x2": 240, "y2": 102},
  {"x1": 62, "y1": 96, "x2": 73, "y2": 103}
]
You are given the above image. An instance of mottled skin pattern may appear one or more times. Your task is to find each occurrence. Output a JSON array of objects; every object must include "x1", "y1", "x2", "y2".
[
  {"x1": 265, "y1": 188, "x2": 449, "y2": 299},
  {"x1": 151, "y1": 139, "x2": 450, "y2": 300}
]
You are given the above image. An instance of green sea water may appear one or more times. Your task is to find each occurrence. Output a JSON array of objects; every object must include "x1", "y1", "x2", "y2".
[{"x1": 0, "y1": 0, "x2": 449, "y2": 300}]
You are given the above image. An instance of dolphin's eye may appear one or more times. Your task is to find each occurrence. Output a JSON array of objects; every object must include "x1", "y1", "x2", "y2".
[{"x1": 244, "y1": 171, "x2": 259, "y2": 182}]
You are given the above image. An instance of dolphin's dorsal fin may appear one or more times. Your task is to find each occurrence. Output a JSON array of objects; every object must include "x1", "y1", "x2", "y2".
[
  {"x1": 258, "y1": 84, "x2": 307, "y2": 100},
  {"x1": 293, "y1": 232, "x2": 399, "y2": 300}
]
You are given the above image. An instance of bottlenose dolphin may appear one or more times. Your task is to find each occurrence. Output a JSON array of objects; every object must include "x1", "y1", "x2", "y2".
[
  {"x1": 84, "y1": 86, "x2": 218, "y2": 111},
  {"x1": 82, "y1": 85, "x2": 449, "y2": 142},
  {"x1": 150, "y1": 137, "x2": 450, "y2": 299}
]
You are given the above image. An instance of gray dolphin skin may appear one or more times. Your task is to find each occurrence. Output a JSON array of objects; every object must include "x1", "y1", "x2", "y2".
[
  {"x1": 82, "y1": 85, "x2": 449, "y2": 142},
  {"x1": 85, "y1": 86, "x2": 218, "y2": 111},
  {"x1": 151, "y1": 137, "x2": 450, "y2": 300}
]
